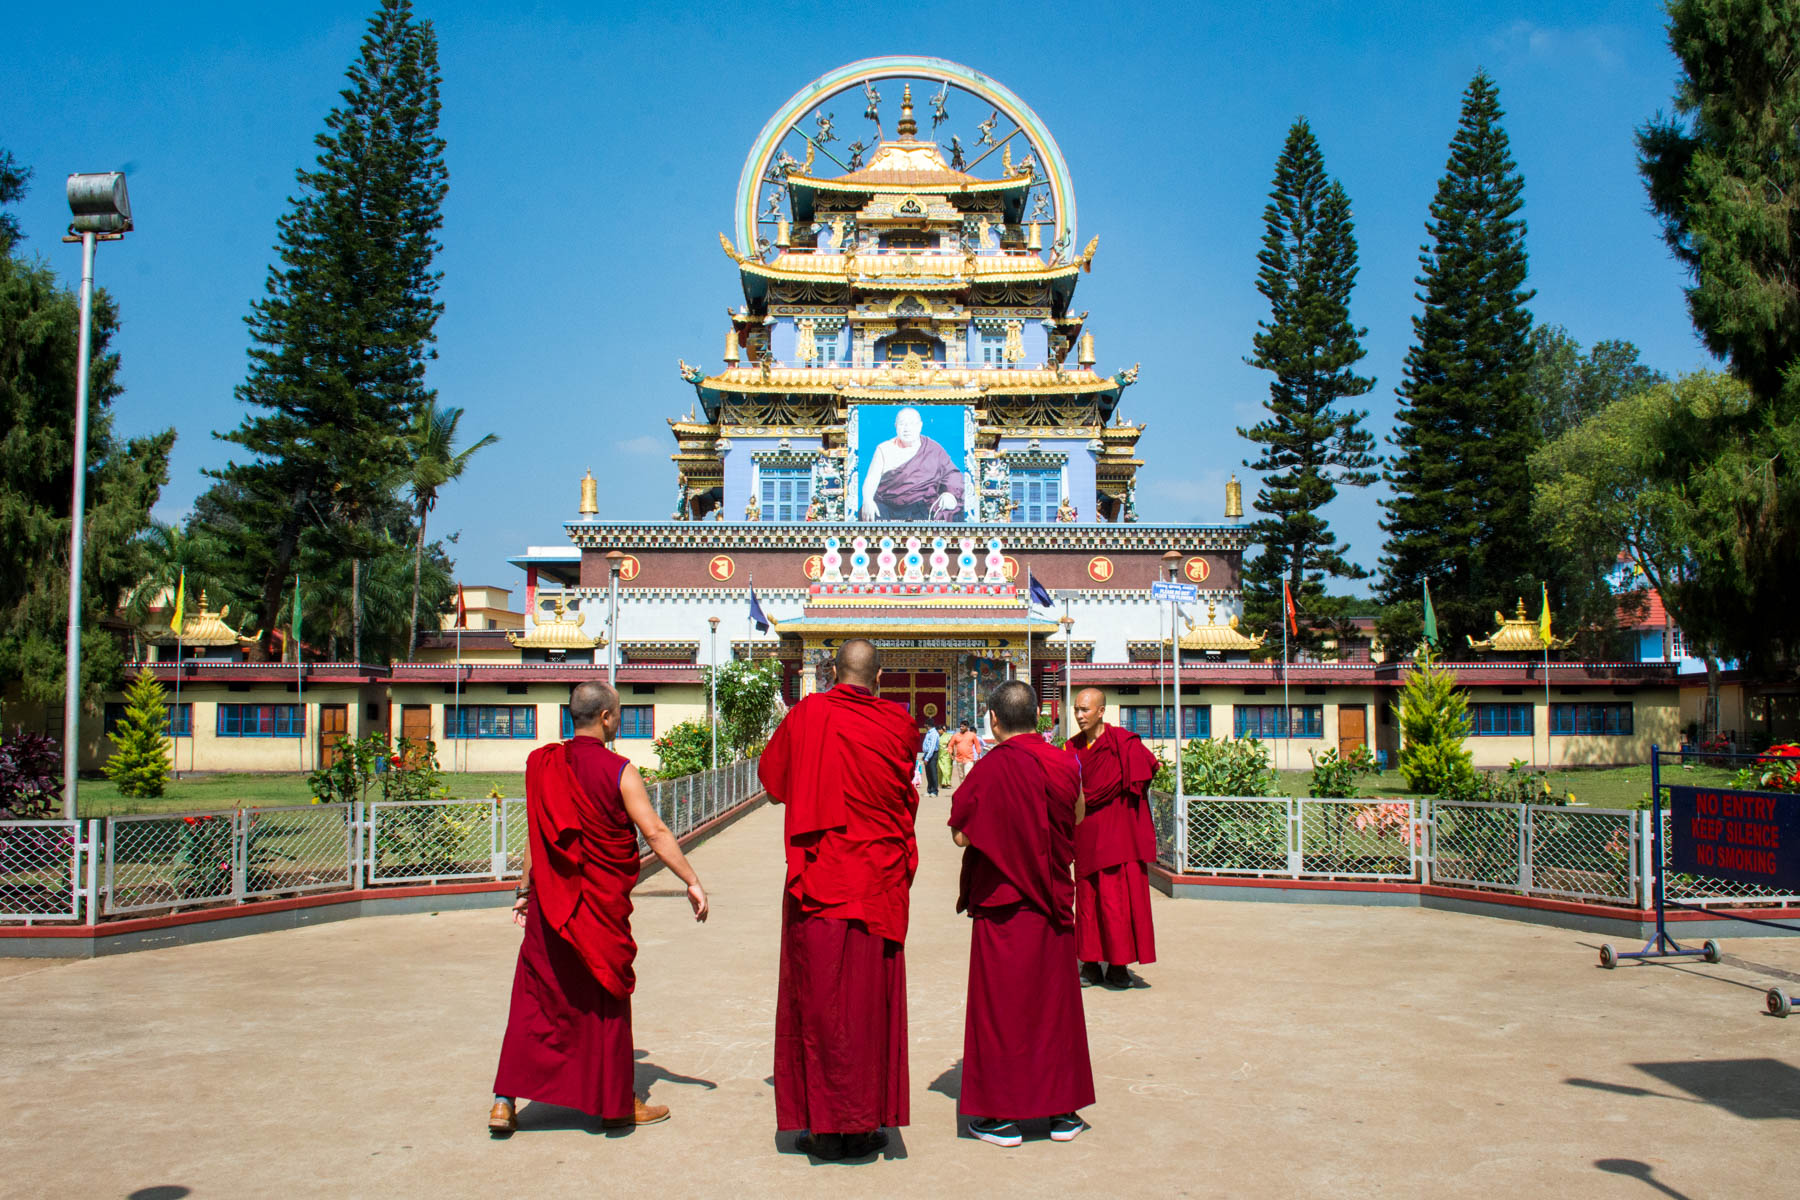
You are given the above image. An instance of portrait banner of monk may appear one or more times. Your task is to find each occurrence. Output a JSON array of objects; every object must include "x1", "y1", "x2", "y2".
[{"x1": 854, "y1": 403, "x2": 969, "y2": 522}]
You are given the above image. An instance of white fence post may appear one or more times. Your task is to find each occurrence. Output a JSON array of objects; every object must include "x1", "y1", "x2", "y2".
[
  {"x1": 1286, "y1": 797, "x2": 1303, "y2": 877},
  {"x1": 489, "y1": 799, "x2": 506, "y2": 878}
]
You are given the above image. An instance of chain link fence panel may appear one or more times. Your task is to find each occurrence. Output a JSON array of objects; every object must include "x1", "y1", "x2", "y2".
[
  {"x1": 0, "y1": 821, "x2": 80, "y2": 921},
  {"x1": 239, "y1": 804, "x2": 354, "y2": 900},
  {"x1": 1429, "y1": 802, "x2": 1523, "y2": 891},
  {"x1": 1526, "y1": 805, "x2": 1637, "y2": 904},
  {"x1": 1298, "y1": 798, "x2": 1417, "y2": 880},
  {"x1": 103, "y1": 810, "x2": 241, "y2": 915},
  {"x1": 367, "y1": 799, "x2": 499, "y2": 885},
  {"x1": 1184, "y1": 797, "x2": 1291, "y2": 875}
]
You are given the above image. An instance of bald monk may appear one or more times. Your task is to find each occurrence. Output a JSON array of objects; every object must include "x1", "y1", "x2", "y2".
[
  {"x1": 1064, "y1": 687, "x2": 1160, "y2": 988},
  {"x1": 489, "y1": 681, "x2": 709, "y2": 1135},
  {"x1": 950, "y1": 680, "x2": 1094, "y2": 1147},
  {"x1": 760, "y1": 638, "x2": 922, "y2": 1161}
]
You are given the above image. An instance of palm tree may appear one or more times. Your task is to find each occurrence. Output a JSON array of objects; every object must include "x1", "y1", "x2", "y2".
[
  {"x1": 404, "y1": 403, "x2": 498, "y2": 653},
  {"x1": 122, "y1": 521, "x2": 234, "y2": 660}
]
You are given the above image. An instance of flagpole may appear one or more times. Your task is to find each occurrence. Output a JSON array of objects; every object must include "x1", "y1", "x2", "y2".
[
  {"x1": 295, "y1": 573, "x2": 305, "y2": 774},
  {"x1": 1283, "y1": 601, "x2": 1291, "y2": 774},
  {"x1": 1024, "y1": 561, "x2": 1032, "y2": 690},
  {"x1": 173, "y1": 614, "x2": 182, "y2": 783}
]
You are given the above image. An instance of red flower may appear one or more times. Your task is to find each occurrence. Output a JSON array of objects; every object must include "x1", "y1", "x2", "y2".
[
  {"x1": 182, "y1": 816, "x2": 197, "y2": 826},
  {"x1": 390, "y1": 755, "x2": 404, "y2": 768}
]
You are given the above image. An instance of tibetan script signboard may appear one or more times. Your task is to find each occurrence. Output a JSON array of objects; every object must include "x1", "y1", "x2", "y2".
[{"x1": 1668, "y1": 785, "x2": 1800, "y2": 891}]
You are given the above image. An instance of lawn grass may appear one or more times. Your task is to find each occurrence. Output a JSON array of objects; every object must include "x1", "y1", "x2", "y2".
[
  {"x1": 75, "y1": 772, "x2": 526, "y2": 817},
  {"x1": 1272, "y1": 762, "x2": 1741, "y2": 809}
]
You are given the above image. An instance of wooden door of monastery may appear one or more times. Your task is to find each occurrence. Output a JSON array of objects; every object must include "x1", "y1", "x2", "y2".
[
  {"x1": 319, "y1": 703, "x2": 349, "y2": 768},
  {"x1": 1338, "y1": 704, "x2": 1367, "y2": 758}
]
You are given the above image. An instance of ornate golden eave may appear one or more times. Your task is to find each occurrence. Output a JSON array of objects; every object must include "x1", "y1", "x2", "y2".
[
  {"x1": 506, "y1": 596, "x2": 607, "y2": 651},
  {"x1": 728, "y1": 247, "x2": 1083, "y2": 286},
  {"x1": 1467, "y1": 600, "x2": 1575, "y2": 653},
  {"x1": 1171, "y1": 604, "x2": 1267, "y2": 652},
  {"x1": 170, "y1": 592, "x2": 259, "y2": 648}
]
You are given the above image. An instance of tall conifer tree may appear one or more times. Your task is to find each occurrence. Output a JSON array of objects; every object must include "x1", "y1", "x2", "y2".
[
  {"x1": 1239, "y1": 119, "x2": 1378, "y2": 653},
  {"x1": 210, "y1": 0, "x2": 447, "y2": 658},
  {"x1": 1379, "y1": 73, "x2": 1536, "y2": 650}
]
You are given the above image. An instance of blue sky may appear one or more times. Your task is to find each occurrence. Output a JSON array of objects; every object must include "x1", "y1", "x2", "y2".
[{"x1": 6, "y1": 1, "x2": 1702, "y2": 595}]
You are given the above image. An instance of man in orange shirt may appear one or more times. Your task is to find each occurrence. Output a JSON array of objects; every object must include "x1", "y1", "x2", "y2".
[{"x1": 947, "y1": 719, "x2": 982, "y2": 789}]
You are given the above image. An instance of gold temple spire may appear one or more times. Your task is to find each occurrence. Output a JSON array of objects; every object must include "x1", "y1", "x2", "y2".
[
  {"x1": 896, "y1": 83, "x2": 917, "y2": 139},
  {"x1": 579, "y1": 469, "x2": 599, "y2": 516},
  {"x1": 1225, "y1": 474, "x2": 1244, "y2": 520}
]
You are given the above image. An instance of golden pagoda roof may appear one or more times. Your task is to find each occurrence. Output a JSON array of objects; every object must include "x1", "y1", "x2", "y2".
[
  {"x1": 175, "y1": 592, "x2": 258, "y2": 648},
  {"x1": 689, "y1": 363, "x2": 1123, "y2": 397},
  {"x1": 724, "y1": 243, "x2": 1086, "y2": 285},
  {"x1": 1466, "y1": 599, "x2": 1575, "y2": 653},
  {"x1": 1172, "y1": 603, "x2": 1267, "y2": 653},
  {"x1": 506, "y1": 596, "x2": 607, "y2": 651}
]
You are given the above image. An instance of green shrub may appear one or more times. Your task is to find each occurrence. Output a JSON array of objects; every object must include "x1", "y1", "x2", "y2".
[
  {"x1": 1398, "y1": 651, "x2": 1475, "y2": 795},
  {"x1": 103, "y1": 668, "x2": 171, "y2": 799},
  {"x1": 652, "y1": 719, "x2": 715, "y2": 779},
  {"x1": 1308, "y1": 745, "x2": 1379, "y2": 798},
  {"x1": 1153, "y1": 737, "x2": 1278, "y2": 797}
]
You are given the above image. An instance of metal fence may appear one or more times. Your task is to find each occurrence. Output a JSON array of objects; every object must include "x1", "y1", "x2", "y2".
[
  {"x1": 0, "y1": 758, "x2": 765, "y2": 924},
  {"x1": 1153, "y1": 791, "x2": 1772, "y2": 910}
]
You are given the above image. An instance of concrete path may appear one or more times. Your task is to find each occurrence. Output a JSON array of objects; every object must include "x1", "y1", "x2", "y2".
[{"x1": 4, "y1": 791, "x2": 1799, "y2": 1199}]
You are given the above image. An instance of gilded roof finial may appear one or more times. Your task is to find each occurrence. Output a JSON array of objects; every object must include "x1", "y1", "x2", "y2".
[
  {"x1": 579, "y1": 469, "x2": 599, "y2": 516},
  {"x1": 1225, "y1": 474, "x2": 1244, "y2": 520},
  {"x1": 896, "y1": 83, "x2": 917, "y2": 140}
]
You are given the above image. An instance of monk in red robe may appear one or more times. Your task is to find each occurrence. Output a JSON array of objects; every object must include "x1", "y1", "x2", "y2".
[
  {"x1": 760, "y1": 638, "x2": 921, "y2": 1161},
  {"x1": 489, "y1": 681, "x2": 709, "y2": 1135},
  {"x1": 950, "y1": 680, "x2": 1094, "y2": 1147},
  {"x1": 1065, "y1": 686, "x2": 1160, "y2": 988}
]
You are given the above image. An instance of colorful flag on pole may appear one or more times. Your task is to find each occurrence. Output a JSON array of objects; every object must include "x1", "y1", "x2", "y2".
[
  {"x1": 454, "y1": 582, "x2": 468, "y2": 629},
  {"x1": 1028, "y1": 571, "x2": 1053, "y2": 609},
  {"x1": 171, "y1": 570, "x2": 186, "y2": 635},
  {"x1": 1422, "y1": 580, "x2": 1438, "y2": 648},
  {"x1": 748, "y1": 583, "x2": 771, "y2": 633},
  {"x1": 1539, "y1": 582, "x2": 1553, "y2": 647},
  {"x1": 1283, "y1": 580, "x2": 1299, "y2": 636}
]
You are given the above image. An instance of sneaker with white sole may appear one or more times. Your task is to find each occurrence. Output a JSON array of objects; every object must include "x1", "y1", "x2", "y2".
[
  {"x1": 1049, "y1": 1113, "x2": 1087, "y2": 1142},
  {"x1": 967, "y1": 1117, "x2": 1023, "y2": 1147}
]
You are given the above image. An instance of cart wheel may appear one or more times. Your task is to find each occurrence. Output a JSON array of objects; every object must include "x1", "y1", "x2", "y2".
[
  {"x1": 1703, "y1": 939, "x2": 1722, "y2": 964},
  {"x1": 1767, "y1": 988, "x2": 1792, "y2": 1018},
  {"x1": 1599, "y1": 944, "x2": 1617, "y2": 969}
]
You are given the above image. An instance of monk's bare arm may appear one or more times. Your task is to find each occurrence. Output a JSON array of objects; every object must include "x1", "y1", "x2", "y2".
[
  {"x1": 1075, "y1": 787, "x2": 1087, "y2": 825},
  {"x1": 951, "y1": 829, "x2": 970, "y2": 847},
  {"x1": 510, "y1": 826, "x2": 534, "y2": 927},
  {"x1": 620, "y1": 764, "x2": 709, "y2": 922}
]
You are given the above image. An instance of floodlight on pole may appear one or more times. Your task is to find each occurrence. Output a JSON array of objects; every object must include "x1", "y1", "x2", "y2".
[{"x1": 60, "y1": 172, "x2": 132, "y2": 819}]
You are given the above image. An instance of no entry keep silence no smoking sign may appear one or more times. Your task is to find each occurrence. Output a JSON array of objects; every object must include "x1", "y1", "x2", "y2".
[{"x1": 1668, "y1": 785, "x2": 1800, "y2": 891}]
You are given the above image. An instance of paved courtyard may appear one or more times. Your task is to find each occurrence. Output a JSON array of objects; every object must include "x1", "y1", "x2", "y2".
[{"x1": 4, "y1": 793, "x2": 1798, "y2": 1200}]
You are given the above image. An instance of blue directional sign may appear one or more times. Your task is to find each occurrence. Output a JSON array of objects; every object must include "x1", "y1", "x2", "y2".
[{"x1": 1151, "y1": 580, "x2": 1200, "y2": 603}]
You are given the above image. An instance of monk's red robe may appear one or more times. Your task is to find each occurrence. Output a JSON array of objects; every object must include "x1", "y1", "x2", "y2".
[
  {"x1": 950, "y1": 733, "x2": 1095, "y2": 1120},
  {"x1": 761, "y1": 683, "x2": 921, "y2": 1133},
  {"x1": 1066, "y1": 722, "x2": 1160, "y2": 966},
  {"x1": 493, "y1": 736, "x2": 640, "y2": 1120}
]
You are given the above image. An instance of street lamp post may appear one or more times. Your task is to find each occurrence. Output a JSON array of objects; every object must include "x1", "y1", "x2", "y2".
[
  {"x1": 1058, "y1": 610, "x2": 1075, "y2": 738},
  {"x1": 708, "y1": 616, "x2": 720, "y2": 771},
  {"x1": 605, "y1": 551, "x2": 623, "y2": 749},
  {"x1": 60, "y1": 173, "x2": 132, "y2": 819},
  {"x1": 1162, "y1": 551, "x2": 1187, "y2": 869}
]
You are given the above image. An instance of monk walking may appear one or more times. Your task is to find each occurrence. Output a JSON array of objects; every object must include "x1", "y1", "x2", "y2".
[
  {"x1": 950, "y1": 681, "x2": 1094, "y2": 1147},
  {"x1": 1065, "y1": 687, "x2": 1160, "y2": 988},
  {"x1": 760, "y1": 639, "x2": 921, "y2": 1161},
  {"x1": 489, "y1": 681, "x2": 709, "y2": 1134}
]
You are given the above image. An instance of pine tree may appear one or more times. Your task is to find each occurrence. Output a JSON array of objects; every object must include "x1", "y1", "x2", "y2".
[
  {"x1": 103, "y1": 668, "x2": 172, "y2": 799},
  {"x1": 1238, "y1": 119, "x2": 1378, "y2": 654},
  {"x1": 209, "y1": 0, "x2": 448, "y2": 659},
  {"x1": 1379, "y1": 73, "x2": 1537, "y2": 651},
  {"x1": 1397, "y1": 652, "x2": 1474, "y2": 796}
]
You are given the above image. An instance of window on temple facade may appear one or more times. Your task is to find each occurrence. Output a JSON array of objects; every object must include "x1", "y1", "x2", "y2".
[
  {"x1": 1470, "y1": 703, "x2": 1533, "y2": 736},
  {"x1": 1551, "y1": 703, "x2": 1634, "y2": 736},
  {"x1": 106, "y1": 702, "x2": 193, "y2": 738},
  {"x1": 760, "y1": 468, "x2": 812, "y2": 521},
  {"x1": 1121, "y1": 705, "x2": 1207, "y2": 739},
  {"x1": 1233, "y1": 704, "x2": 1323, "y2": 739},
  {"x1": 1011, "y1": 468, "x2": 1061, "y2": 522},
  {"x1": 979, "y1": 330, "x2": 1009, "y2": 367},
  {"x1": 446, "y1": 704, "x2": 538, "y2": 739},
  {"x1": 218, "y1": 703, "x2": 304, "y2": 738}
]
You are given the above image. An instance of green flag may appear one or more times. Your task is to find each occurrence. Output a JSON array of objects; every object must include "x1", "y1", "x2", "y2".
[
  {"x1": 1422, "y1": 580, "x2": 1438, "y2": 648},
  {"x1": 292, "y1": 575, "x2": 302, "y2": 661}
]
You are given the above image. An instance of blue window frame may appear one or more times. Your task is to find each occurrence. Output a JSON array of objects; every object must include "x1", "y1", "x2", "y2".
[
  {"x1": 1551, "y1": 702, "x2": 1634, "y2": 736},
  {"x1": 445, "y1": 704, "x2": 538, "y2": 739},
  {"x1": 1120, "y1": 705, "x2": 1207, "y2": 739},
  {"x1": 559, "y1": 704, "x2": 653, "y2": 739},
  {"x1": 979, "y1": 330, "x2": 1010, "y2": 367},
  {"x1": 104, "y1": 702, "x2": 193, "y2": 738},
  {"x1": 760, "y1": 468, "x2": 811, "y2": 522},
  {"x1": 1010, "y1": 468, "x2": 1061, "y2": 523},
  {"x1": 217, "y1": 703, "x2": 304, "y2": 738},
  {"x1": 1233, "y1": 704, "x2": 1323, "y2": 740},
  {"x1": 1471, "y1": 703, "x2": 1533, "y2": 736}
]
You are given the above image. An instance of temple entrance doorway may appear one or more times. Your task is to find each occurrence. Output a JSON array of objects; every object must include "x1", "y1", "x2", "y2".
[{"x1": 876, "y1": 669, "x2": 948, "y2": 727}]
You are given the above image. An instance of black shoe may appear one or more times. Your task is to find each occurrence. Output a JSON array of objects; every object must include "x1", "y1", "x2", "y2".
[
  {"x1": 799, "y1": 1130, "x2": 887, "y2": 1160},
  {"x1": 1079, "y1": 961, "x2": 1103, "y2": 986},
  {"x1": 1104, "y1": 964, "x2": 1131, "y2": 988},
  {"x1": 842, "y1": 1130, "x2": 888, "y2": 1158},
  {"x1": 1049, "y1": 1113, "x2": 1087, "y2": 1142},
  {"x1": 968, "y1": 1117, "x2": 1023, "y2": 1147}
]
